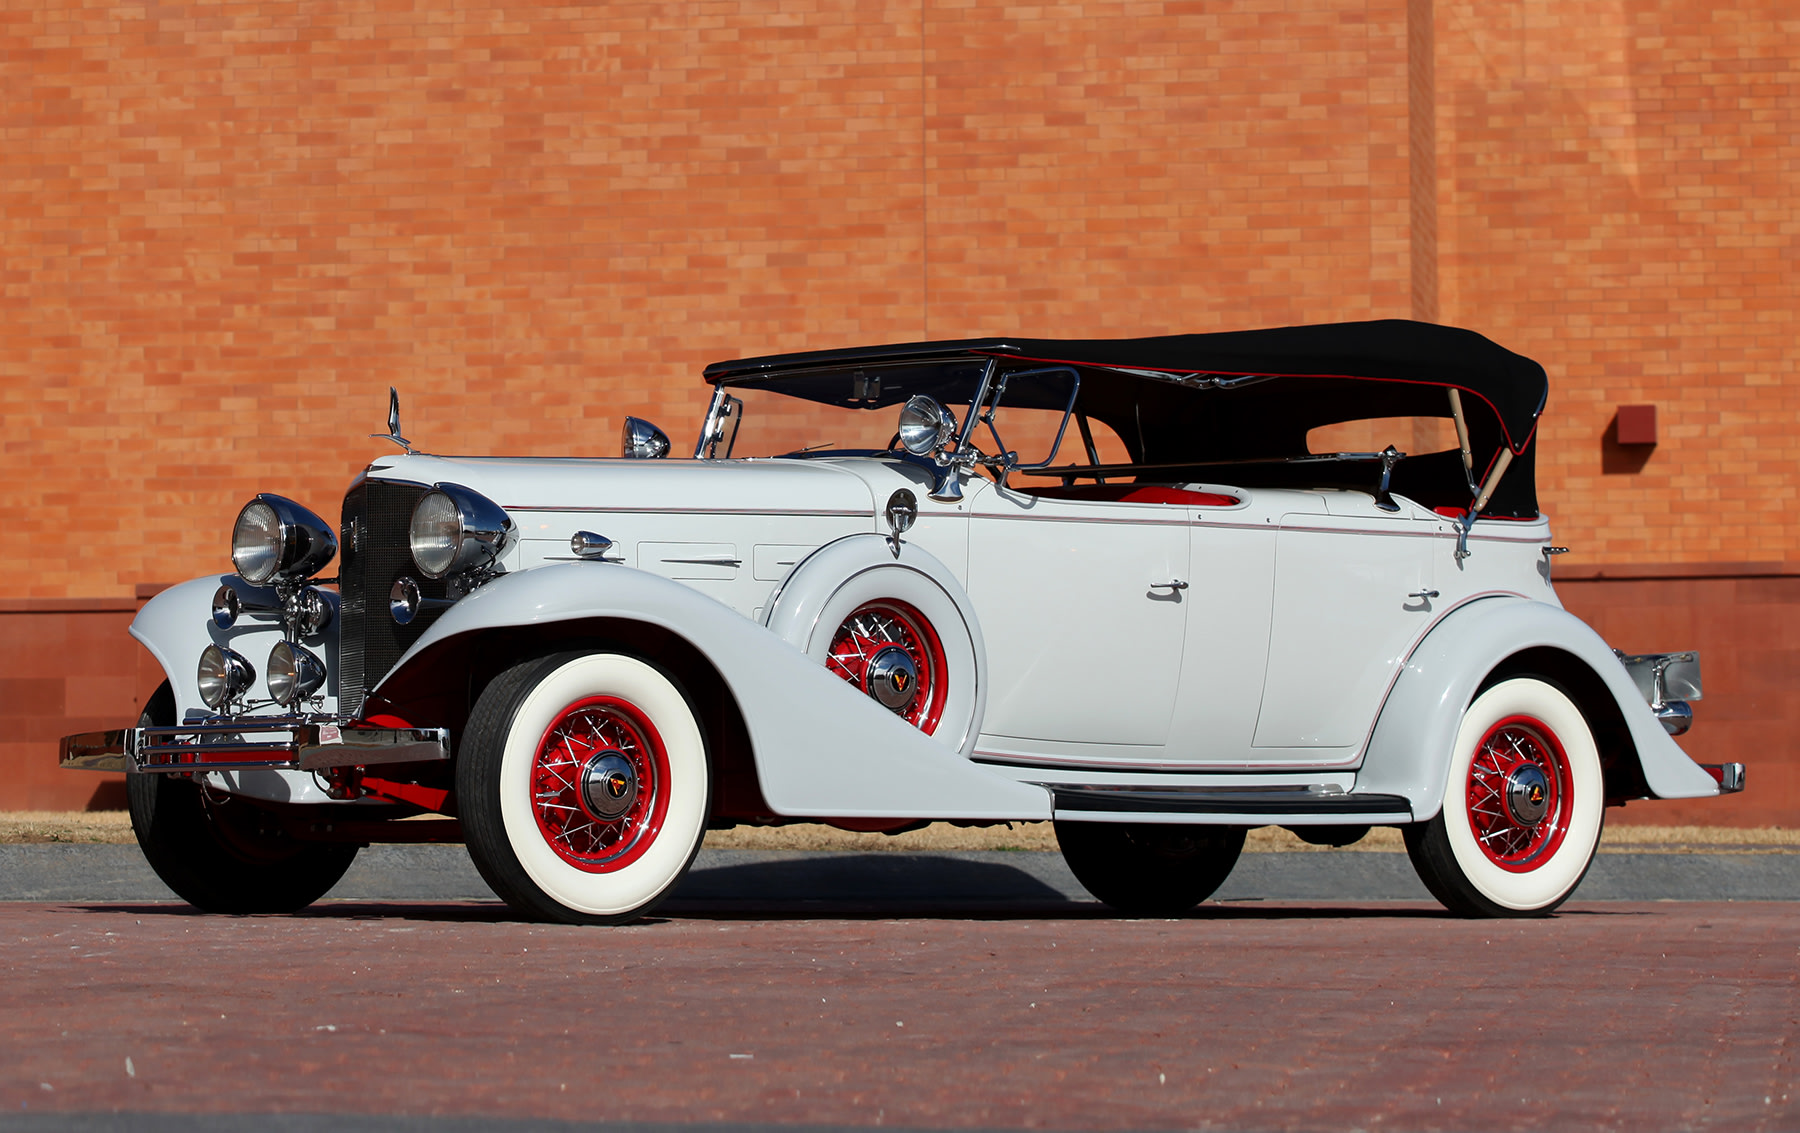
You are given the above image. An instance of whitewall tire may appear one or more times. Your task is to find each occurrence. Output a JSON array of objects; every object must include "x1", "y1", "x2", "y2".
[
  {"x1": 1406, "y1": 676, "x2": 1604, "y2": 917},
  {"x1": 459, "y1": 652, "x2": 710, "y2": 924}
]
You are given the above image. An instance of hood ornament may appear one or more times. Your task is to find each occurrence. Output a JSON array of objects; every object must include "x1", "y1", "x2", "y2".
[{"x1": 371, "y1": 387, "x2": 418, "y2": 454}]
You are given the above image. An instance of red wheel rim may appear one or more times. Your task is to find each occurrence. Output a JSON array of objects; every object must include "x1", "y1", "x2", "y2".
[
  {"x1": 825, "y1": 600, "x2": 948, "y2": 734},
  {"x1": 530, "y1": 695, "x2": 670, "y2": 872},
  {"x1": 1464, "y1": 714, "x2": 1573, "y2": 872}
]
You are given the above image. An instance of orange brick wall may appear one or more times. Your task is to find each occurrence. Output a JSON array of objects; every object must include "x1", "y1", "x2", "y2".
[
  {"x1": 3, "y1": 0, "x2": 1795, "y2": 820},
  {"x1": 0, "y1": 601, "x2": 157, "y2": 810},
  {"x1": 1434, "y1": 0, "x2": 1800, "y2": 567}
]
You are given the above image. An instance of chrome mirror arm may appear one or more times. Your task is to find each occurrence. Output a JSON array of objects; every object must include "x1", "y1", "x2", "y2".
[{"x1": 1374, "y1": 445, "x2": 1403, "y2": 512}]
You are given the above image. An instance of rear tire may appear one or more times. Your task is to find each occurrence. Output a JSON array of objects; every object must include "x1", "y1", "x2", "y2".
[
  {"x1": 459, "y1": 652, "x2": 710, "y2": 924},
  {"x1": 1405, "y1": 676, "x2": 1604, "y2": 917},
  {"x1": 128, "y1": 682, "x2": 359, "y2": 914},
  {"x1": 1055, "y1": 821, "x2": 1245, "y2": 916}
]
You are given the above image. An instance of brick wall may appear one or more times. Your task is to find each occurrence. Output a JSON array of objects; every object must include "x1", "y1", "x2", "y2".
[{"x1": 3, "y1": 0, "x2": 1794, "y2": 821}]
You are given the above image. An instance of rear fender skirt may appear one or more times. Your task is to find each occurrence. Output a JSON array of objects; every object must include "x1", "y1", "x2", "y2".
[
  {"x1": 377, "y1": 562, "x2": 1048, "y2": 821},
  {"x1": 1358, "y1": 597, "x2": 1719, "y2": 821}
]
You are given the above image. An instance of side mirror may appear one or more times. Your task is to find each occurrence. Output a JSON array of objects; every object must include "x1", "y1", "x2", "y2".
[
  {"x1": 622, "y1": 417, "x2": 671, "y2": 459},
  {"x1": 897, "y1": 395, "x2": 957, "y2": 457}
]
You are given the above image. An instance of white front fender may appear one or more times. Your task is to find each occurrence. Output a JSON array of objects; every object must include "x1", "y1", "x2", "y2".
[
  {"x1": 1357, "y1": 597, "x2": 1720, "y2": 819},
  {"x1": 131, "y1": 575, "x2": 342, "y2": 721},
  {"x1": 381, "y1": 563, "x2": 1048, "y2": 820}
]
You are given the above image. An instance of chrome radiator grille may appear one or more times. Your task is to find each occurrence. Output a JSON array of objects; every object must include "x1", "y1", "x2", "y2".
[{"x1": 337, "y1": 479, "x2": 451, "y2": 718}]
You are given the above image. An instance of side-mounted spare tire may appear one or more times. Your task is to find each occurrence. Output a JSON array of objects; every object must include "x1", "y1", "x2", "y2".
[
  {"x1": 128, "y1": 682, "x2": 359, "y2": 913},
  {"x1": 763, "y1": 534, "x2": 985, "y2": 756},
  {"x1": 458, "y1": 651, "x2": 711, "y2": 924}
]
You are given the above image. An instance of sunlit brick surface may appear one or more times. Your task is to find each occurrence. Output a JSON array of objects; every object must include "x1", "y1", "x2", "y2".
[
  {"x1": 2, "y1": 903, "x2": 1795, "y2": 1128},
  {"x1": 18, "y1": 0, "x2": 1789, "y2": 595}
]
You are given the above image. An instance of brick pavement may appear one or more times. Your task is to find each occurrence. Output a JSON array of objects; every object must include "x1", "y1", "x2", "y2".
[{"x1": 1, "y1": 902, "x2": 1793, "y2": 1130}]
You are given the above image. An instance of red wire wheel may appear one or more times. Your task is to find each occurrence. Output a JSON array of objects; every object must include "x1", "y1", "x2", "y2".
[
  {"x1": 825, "y1": 599, "x2": 948, "y2": 733},
  {"x1": 1463, "y1": 714, "x2": 1573, "y2": 872},
  {"x1": 529, "y1": 695, "x2": 670, "y2": 873}
]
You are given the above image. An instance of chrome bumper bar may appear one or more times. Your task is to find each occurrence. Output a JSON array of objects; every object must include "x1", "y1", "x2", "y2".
[
  {"x1": 60, "y1": 717, "x2": 450, "y2": 774},
  {"x1": 1702, "y1": 763, "x2": 1746, "y2": 795}
]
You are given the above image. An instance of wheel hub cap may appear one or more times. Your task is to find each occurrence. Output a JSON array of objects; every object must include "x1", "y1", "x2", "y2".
[
  {"x1": 863, "y1": 645, "x2": 920, "y2": 712},
  {"x1": 579, "y1": 752, "x2": 638, "y2": 821},
  {"x1": 1504, "y1": 763, "x2": 1550, "y2": 826}
]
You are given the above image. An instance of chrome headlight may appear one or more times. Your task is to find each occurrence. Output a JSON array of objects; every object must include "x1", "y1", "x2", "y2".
[
  {"x1": 266, "y1": 640, "x2": 326, "y2": 707},
  {"x1": 231, "y1": 495, "x2": 336, "y2": 584},
  {"x1": 409, "y1": 483, "x2": 514, "y2": 580},
  {"x1": 897, "y1": 395, "x2": 956, "y2": 457},
  {"x1": 196, "y1": 644, "x2": 255, "y2": 710}
]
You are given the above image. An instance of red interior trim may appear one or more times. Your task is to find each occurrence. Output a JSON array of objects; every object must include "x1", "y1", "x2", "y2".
[
  {"x1": 1434, "y1": 506, "x2": 1542, "y2": 521},
  {"x1": 1027, "y1": 484, "x2": 1240, "y2": 507}
]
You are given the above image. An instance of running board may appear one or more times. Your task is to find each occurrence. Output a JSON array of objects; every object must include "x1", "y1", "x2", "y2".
[{"x1": 1049, "y1": 784, "x2": 1414, "y2": 822}]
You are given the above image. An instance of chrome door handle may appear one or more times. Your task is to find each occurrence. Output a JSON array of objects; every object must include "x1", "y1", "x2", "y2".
[
  {"x1": 1408, "y1": 589, "x2": 1440, "y2": 600},
  {"x1": 1150, "y1": 580, "x2": 1190, "y2": 591}
]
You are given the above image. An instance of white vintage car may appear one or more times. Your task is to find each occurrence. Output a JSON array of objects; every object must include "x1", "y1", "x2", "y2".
[{"x1": 63, "y1": 320, "x2": 1741, "y2": 922}]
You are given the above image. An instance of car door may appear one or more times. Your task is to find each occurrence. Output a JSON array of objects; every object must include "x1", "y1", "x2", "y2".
[
  {"x1": 965, "y1": 483, "x2": 1189, "y2": 748},
  {"x1": 1249, "y1": 494, "x2": 1440, "y2": 760},
  {"x1": 1161, "y1": 502, "x2": 1279, "y2": 762}
]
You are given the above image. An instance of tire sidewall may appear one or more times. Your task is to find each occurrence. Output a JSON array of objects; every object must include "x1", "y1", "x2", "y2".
[
  {"x1": 494, "y1": 653, "x2": 709, "y2": 918},
  {"x1": 802, "y1": 564, "x2": 980, "y2": 754},
  {"x1": 1442, "y1": 677, "x2": 1603, "y2": 912}
]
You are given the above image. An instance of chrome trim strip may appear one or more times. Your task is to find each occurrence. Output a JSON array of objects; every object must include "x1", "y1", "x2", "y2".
[
  {"x1": 508, "y1": 506, "x2": 873, "y2": 519},
  {"x1": 1053, "y1": 808, "x2": 1415, "y2": 825},
  {"x1": 1049, "y1": 784, "x2": 1412, "y2": 816}
]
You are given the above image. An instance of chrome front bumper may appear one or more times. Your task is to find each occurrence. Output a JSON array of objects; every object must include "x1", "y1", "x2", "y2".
[{"x1": 59, "y1": 717, "x2": 449, "y2": 774}]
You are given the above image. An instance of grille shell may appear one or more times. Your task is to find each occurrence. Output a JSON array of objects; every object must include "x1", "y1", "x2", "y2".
[{"x1": 337, "y1": 479, "x2": 452, "y2": 718}]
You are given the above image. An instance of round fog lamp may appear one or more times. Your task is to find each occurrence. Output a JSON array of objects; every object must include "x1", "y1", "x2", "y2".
[
  {"x1": 389, "y1": 577, "x2": 423, "y2": 625},
  {"x1": 211, "y1": 585, "x2": 242, "y2": 630},
  {"x1": 267, "y1": 640, "x2": 326, "y2": 707},
  {"x1": 196, "y1": 644, "x2": 255, "y2": 710}
]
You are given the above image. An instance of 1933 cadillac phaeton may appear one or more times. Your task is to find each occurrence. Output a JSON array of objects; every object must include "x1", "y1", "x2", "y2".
[{"x1": 61, "y1": 320, "x2": 1743, "y2": 922}]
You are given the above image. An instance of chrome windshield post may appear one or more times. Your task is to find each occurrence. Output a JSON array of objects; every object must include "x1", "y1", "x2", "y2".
[{"x1": 694, "y1": 388, "x2": 742, "y2": 459}]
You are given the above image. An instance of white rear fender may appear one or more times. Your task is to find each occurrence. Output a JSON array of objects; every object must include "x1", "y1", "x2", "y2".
[
  {"x1": 1358, "y1": 597, "x2": 1720, "y2": 819},
  {"x1": 379, "y1": 562, "x2": 1046, "y2": 820}
]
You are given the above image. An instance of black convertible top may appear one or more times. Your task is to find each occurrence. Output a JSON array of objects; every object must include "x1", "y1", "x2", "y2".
[{"x1": 705, "y1": 319, "x2": 1548, "y2": 455}]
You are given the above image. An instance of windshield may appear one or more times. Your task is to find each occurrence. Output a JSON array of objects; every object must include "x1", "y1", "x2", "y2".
[
  {"x1": 710, "y1": 361, "x2": 1086, "y2": 466},
  {"x1": 721, "y1": 383, "x2": 982, "y2": 459}
]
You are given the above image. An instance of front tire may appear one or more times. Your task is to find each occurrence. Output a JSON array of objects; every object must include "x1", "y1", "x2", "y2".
[
  {"x1": 128, "y1": 682, "x2": 359, "y2": 914},
  {"x1": 1055, "y1": 821, "x2": 1246, "y2": 916},
  {"x1": 1405, "y1": 676, "x2": 1604, "y2": 917},
  {"x1": 459, "y1": 652, "x2": 710, "y2": 924}
]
